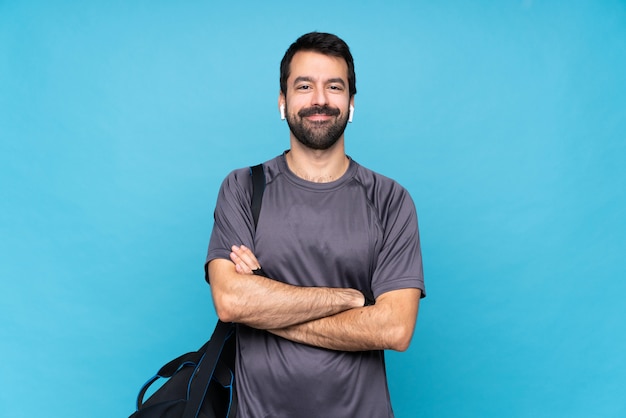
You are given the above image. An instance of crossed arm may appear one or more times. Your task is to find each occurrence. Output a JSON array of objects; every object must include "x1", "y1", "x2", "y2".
[{"x1": 208, "y1": 245, "x2": 421, "y2": 352}]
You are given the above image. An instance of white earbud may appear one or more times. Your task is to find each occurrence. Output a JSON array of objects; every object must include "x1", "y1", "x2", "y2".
[
  {"x1": 280, "y1": 104, "x2": 286, "y2": 120},
  {"x1": 348, "y1": 105, "x2": 354, "y2": 123}
]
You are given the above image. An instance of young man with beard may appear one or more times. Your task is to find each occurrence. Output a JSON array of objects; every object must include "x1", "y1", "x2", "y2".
[{"x1": 205, "y1": 32, "x2": 425, "y2": 417}]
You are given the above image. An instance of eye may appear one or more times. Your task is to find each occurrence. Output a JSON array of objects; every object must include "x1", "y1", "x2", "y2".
[
  {"x1": 297, "y1": 84, "x2": 311, "y2": 90},
  {"x1": 328, "y1": 84, "x2": 344, "y2": 91}
]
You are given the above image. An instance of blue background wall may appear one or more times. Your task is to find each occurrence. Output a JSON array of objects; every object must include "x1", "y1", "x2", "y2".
[{"x1": 1, "y1": 1, "x2": 625, "y2": 417}]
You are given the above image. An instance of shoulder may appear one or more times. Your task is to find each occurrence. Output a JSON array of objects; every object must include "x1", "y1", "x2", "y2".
[
  {"x1": 352, "y1": 161, "x2": 415, "y2": 211},
  {"x1": 220, "y1": 155, "x2": 282, "y2": 191},
  {"x1": 218, "y1": 167, "x2": 253, "y2": 201}
]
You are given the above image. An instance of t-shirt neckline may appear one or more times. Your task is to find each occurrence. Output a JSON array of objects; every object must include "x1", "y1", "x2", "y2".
[{"x1": 278, "y1": 151, "x2": 357, "y2": 191}]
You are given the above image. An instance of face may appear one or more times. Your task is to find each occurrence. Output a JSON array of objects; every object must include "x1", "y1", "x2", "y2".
[{"x1": 281, "y1": 51, "x2": 353, "y2": 150}]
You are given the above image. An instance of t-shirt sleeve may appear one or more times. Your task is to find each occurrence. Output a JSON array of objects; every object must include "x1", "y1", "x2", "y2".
[
  {"x1": 204, "y1": 168, "x2": 255, "y2": 283},
  {"x1": 370, "y1": 186, "x2": 426, "y2": 299}
]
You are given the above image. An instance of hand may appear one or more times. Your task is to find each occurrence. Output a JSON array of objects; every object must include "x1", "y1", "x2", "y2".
[{"x1": 230, "y1": 245, "x2": 261, "y2": 275}]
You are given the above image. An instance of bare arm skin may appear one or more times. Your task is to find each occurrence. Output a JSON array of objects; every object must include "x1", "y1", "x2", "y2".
[
  {"x1": 269, "y1": 288, "x2": 421, "y2": 352},
  {"x1": 207, "y1": 246, "x2": 364, "y2": 330},
  {"x1": 230, "y1": 245, "x2": 421, "y2": 352}
]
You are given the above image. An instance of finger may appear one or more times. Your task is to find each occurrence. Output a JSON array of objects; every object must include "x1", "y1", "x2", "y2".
[
  {"x1": 235, "y1": 264, "x2": 251, "y2": 274},
  {"x1": 230, "y1": 252, "x2": 251, "y2": 273},
  {"x1": 229, "y1": 251, "x2": 241, "y2": 265},
  {"x1": 232, "y1": 257, "x2": 253, "y2": 275},
  {"x1": 233, "y1": 246, "x2": 260, "y2": 269}
]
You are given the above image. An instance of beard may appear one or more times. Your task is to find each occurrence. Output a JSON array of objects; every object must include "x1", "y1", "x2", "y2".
[{"x1": 285, "y1": 104, "x2": 349, "y2": 150}]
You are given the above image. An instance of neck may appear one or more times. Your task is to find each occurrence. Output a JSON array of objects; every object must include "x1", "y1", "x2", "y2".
[{"x1": 286, "y1": 137, "x2": 349, "y2": 183}]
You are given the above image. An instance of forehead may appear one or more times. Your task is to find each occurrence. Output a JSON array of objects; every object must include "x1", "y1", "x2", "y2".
[{"x1": 288, "y1": 51, "x2": 349, "y2": 83}]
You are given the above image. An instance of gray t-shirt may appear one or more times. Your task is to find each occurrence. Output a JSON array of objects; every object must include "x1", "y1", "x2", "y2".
[{"x1": 206, "y1": 153, "x2": 425, "y2": 418}]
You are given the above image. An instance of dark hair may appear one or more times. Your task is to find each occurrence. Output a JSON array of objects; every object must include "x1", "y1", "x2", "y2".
[{"x1": 280, "y1": 32, "x2": 357, "y2": 98}]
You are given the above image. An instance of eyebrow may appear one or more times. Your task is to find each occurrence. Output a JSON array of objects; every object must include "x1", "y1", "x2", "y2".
[{"x1": 293, "y1": 76, "x2": 346, "y2": 86}]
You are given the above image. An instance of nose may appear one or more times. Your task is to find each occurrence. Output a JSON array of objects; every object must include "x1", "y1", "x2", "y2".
[{"x1": 311, "y1": 85, "x2": 328, "y2": 107}]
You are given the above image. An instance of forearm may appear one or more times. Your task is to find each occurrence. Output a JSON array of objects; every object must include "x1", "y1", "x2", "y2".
[
  {"x1": 269, "y1": 306, "x2": 388, "y2": 352},
  {"x1": 208, "y1": 258, "x2": 364, "y2": 329},
  {"x1": 269, "y1": 288, "x2": 421, "y2": 352}
]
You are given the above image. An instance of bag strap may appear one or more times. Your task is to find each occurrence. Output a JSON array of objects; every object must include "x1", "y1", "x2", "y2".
[
  {"x1": 183, "y1": 320, "x2": 235, "y2": 418},
  {"x1": 182, "y1": 163, "x2": 266, "y2": 418},
  {"x1": 250, "y1": 164, "x2": 265, "y2": 228}
]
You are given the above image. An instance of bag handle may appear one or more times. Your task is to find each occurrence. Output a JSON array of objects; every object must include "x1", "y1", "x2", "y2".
[{"x1": 135, "y1": 348, "x2": 205, "y2": 409}]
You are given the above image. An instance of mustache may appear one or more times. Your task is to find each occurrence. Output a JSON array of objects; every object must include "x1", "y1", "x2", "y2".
[{"x1": 298, "y1": 105, "x2": 340, "y2": 118}]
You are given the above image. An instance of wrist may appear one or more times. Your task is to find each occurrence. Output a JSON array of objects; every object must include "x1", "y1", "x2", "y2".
[
  {"x1": 252, "y1": 267, "x2": 268, "y2": 277},
  {"x1": 362, "y1": 291, "x2": 375, "y2": 306},
  {"x1": 336, "y1": 288, "x2": 364, "y2": 309}
]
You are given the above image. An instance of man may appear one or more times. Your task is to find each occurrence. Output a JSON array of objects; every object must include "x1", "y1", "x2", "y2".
[{"x1": 206, "y1": 32, "x2": 425, "y2": 418}]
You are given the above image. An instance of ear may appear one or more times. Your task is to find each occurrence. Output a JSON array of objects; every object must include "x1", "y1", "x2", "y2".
[
  {"x1": 278, "y1": 94, "x2": 286, "y2": 120},
  {"x1": 348, "y1": 97, "x2": 355, "y2": 123}
]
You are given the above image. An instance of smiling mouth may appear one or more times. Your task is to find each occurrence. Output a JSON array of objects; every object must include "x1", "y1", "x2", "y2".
[{"x1": 305, "y1": 114, "x2": 333, "y2": 121}]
